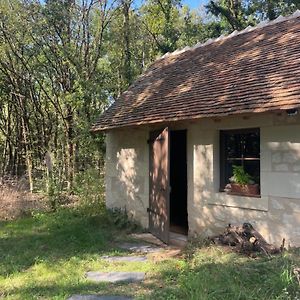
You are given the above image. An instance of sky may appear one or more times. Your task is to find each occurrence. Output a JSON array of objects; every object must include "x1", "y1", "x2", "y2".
[
  {"x1": 183, "y1": 0, "x2": 208, "y2": 9},
  {"x1": 129, "y1": 0, "x2": 209, "y2": 10},
  {"x1": 39, "y1": 0, "x2": 209, "y2": 10}
]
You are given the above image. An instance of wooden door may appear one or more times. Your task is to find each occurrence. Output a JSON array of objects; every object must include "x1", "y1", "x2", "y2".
[{"x1": 148, "y1": 127, "x2": 170, "y2": 244}]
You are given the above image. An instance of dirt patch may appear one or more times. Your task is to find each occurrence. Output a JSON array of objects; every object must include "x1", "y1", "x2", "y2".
[{"x1": 148, "y1": 248, "x2": 183, "y2": 262}]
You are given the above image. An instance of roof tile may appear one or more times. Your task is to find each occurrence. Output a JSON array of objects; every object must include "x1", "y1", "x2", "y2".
[{"x1": 92, "y1": 14, "x2": 300, "y2": 131}]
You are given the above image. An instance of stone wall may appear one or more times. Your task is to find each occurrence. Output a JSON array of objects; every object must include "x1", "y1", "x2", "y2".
[
  {"x1": 187, "y1": 112, "x2": 300, "y2": 247},
  {"x1": 105, "y1": 128, "x2": 149, "y2": 227},
  {"x1": 105, "y1": 111, "x2": 300, "y2": 246}
]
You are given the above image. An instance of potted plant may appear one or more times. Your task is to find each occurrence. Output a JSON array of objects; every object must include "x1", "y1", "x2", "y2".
[{"x1": 226, "y1": 165, "x2": 260, "y2": 196}]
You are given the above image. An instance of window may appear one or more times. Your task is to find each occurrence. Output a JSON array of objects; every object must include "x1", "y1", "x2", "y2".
[{"x1": 220, "y1": 128, "x2": 260, "y2": 192}]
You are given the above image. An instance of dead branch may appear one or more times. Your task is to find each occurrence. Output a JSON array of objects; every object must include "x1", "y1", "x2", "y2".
[{"x1": 213, "y1": 223, "x2": 281, "y2": 256}]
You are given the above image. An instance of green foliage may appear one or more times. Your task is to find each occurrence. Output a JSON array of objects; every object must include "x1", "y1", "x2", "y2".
[
  {"x1": 206, "y1": 0, "x2": 249, "y2": 31},
  {"x1": 73, "y1": 168, "x2": 105, "y2": 215},
  {"x1": 107, "y1": 207, "x2": 142, "y2": 232},
  {"x1": 46, "y1": 175, "x2": 65, "y2": 211},
  {"x1": 231, "y1": 165, "x2": 254, "y2": 185},
  {"x1": 205, "y1": 0, "x2": 300, "y2": 35},
  {"x1": 250, "y1": 0, "x2": 300, "y2": 20},
  {"x1": 0, "y1": 0, "x2": 299, "y2": 201}
]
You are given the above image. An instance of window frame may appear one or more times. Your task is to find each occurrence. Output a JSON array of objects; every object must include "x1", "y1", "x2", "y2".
[{"x1": 219, "y1": 128, "x2": 260, "y2": 193}]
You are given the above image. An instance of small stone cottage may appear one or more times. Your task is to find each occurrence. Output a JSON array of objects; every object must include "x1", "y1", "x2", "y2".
[{"x1": 92, "y1": 11, "x2": 300, "y2": 246}]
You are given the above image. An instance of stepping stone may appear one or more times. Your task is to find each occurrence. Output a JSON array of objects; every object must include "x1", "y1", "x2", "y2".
[
  {"x1": 102, "y1": 255, "x2": 147, "y2": 262},
  {"x1": 118, "y1": 242, "x2": 164, "y2": 253},
  {"x1": 67, "y1": 296, "x2": 132, "y2": 300},
  {"x1": 85, "y1": 271, "x2": 145, "y2": 283},
  {"x1": 130, "y1": 233, "x2": 166, "y2": 247}
]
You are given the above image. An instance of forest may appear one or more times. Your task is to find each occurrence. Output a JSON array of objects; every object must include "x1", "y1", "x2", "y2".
[{"x1": 0, "y1": 0, "x2": 299, "y2": 201}]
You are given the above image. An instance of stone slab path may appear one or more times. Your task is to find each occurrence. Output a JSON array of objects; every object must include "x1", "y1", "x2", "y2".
[
  {"x1": 118, "y1": 242, "x2": 164, "y2": 253},
  {"x1": 85, "y1": 271, "x2": 145, "y2": 283},
  {"x1": 67, "y1": 296, "x2": 132, "y2": 300},
  {"x1": 101, "y1": 255, "x2": 147, "y2": 262},
  {"x1": 78, "y1": 236, "x2": 177, "y2": 299}
]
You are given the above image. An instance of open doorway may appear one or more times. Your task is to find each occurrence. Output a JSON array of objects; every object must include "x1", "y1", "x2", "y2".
[{"x1": 169, "y1": 130, "x2": 188, "y2": 235}]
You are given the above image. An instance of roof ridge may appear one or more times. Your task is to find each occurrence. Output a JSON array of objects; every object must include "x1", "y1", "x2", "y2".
[{"x1": 160, "y1": 9, "x2": 300, "y2": 60}]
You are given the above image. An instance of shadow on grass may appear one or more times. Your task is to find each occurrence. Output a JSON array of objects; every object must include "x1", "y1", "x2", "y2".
[
  {"x1": 1, "y1": 211, "x2": 299, "y2": 300},
  {"x1": 7, "y1": 251, "x2": 298, "y2": 300},
  {"x1": 147, "y1": 248, "x2": 300, "y2": 300},
  {"x1": 1, "y1": 280, "x2": 135, "y2": 300},
  {"x1": 0, "y1": 209, "x2": 128, "y2": 277}
]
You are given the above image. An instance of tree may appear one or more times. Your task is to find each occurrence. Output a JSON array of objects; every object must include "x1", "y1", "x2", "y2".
[
  {"x1": 0, "y1": 0, "x2": 298, "y2": 198},
  {"x1": 205, "y1": 0, "x2": 300, "y2": 34},
  {"x1": 0, "y1": 0, "x2": 117, "y2": 191}
]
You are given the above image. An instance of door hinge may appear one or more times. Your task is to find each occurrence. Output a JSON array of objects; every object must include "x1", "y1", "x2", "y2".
[{"x1": 147, "y1": 207, "x2": 158, "y2": 215}]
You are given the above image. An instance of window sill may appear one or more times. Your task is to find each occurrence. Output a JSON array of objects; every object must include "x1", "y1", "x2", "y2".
[
  {"x1": 219, "y1": 189, "x2": 261, "y2": 198},
  {"x1": 226, "y1": 192, "x2": 261, "y2": 198},
  {"x1": 206, "y1": 192, "x2": 268, "y2": 211}
]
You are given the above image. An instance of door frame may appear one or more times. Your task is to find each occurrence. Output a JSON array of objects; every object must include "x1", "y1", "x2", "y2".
[
  {"x1": 148, "y1": 127, "x2": 188, "y2": 243},
  {"x1": 169, "y1": 129, "x2": 188, "y2": 235}
]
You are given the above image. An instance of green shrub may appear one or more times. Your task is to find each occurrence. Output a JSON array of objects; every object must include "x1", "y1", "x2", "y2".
[
  {"x1": 47, "y1": 175, "x2": 65, "y2": 211},
  {"x1": 107, "y1": 207, "x2": 142, "y2": 232},
  {"x1": 73, "y1": 168, "x2": 105, "y2": 215}
]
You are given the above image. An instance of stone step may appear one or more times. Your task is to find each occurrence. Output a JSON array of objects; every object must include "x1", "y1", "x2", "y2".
[
  {"x1": 118, "y1": 242, "x2": 164, "y2": 253},
  {"x1": 85, "y1": 271, "x2": 145, "y2": 283},
  {"x1": 169, "y1": 232, "x2": 188, "y2": 248},
  {"x1": 101, "y1": 255, "x2": 147, "y2": 262},
  {"x1": 129, "y1": 233, "x2": 166, "y2": 247}
]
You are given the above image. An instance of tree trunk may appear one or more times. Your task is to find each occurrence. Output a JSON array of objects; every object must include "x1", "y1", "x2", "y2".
[
  {"x1": 65, "y1": 107, "x2": 75, "y2": 190},
  {"x1": 21, "y1": 114, "x2": 34, "y2": 193},
  {"x1": 122, "y1": 0, "x2": 132, "y2": 86}
]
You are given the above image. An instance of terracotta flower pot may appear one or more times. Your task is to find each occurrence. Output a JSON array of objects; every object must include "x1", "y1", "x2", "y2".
[{"x1": 229, "y1": 183, "x2": 260, "y2": 196}]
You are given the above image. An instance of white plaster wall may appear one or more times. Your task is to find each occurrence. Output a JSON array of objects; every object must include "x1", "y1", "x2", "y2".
[
  {"x1": 104, "y1": 111, "x2": 300, "y2": 246},
  {"x1": 187, "y1": 112, "x2": 300, "y2": 246},
  {"x1": 105, "y1": 128, "x2": 149, "y2": 228}
]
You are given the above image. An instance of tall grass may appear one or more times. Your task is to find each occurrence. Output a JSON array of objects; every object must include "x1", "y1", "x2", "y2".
[{"x1": 149, "y1": 246, "x2": 300, "y2": 300}]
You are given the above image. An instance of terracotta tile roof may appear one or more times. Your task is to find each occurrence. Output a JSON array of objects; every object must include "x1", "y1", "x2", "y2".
[{"x1": 92, "y1": 12, "x2": 300, "y2": 131}]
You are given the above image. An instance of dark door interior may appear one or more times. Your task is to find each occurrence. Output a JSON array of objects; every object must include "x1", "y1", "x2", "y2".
[
  {"x1": 148, "y1": 128, "x2": 170, "y2": 244},
  {"x1": 169, "y1": 130, "x2": 188, "y2": 235}
]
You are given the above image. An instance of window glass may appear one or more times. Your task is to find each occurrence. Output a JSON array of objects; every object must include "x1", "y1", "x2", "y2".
[
  {"x1": 226, "y1": 133, "x2": 242, "y2": 158},
  {"x1": 243, "y1": 131, "x2": 260, "y2": 158},
  {"x1": 220, "y1": 128, "x2": 260, "y2": 191}
]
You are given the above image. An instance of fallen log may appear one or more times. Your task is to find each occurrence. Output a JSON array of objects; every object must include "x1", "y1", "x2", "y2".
[{"x1": 213, "y1": 223, "x2": 281, "y2": 256}]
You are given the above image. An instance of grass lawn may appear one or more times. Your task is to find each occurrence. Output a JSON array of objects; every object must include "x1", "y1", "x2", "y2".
[{"x1": 0, "y1": 208, "x2": 299, "y2": 300}]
